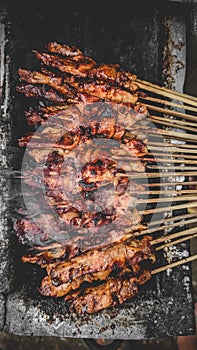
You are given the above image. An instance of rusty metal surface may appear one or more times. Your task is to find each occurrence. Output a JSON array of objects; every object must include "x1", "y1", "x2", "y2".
[{"x1": 0, "y1": 0, "x2": 196, "y2": 339}]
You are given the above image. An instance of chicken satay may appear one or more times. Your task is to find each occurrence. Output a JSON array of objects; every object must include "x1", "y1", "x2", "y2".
[
  {"x1": 18, "y1": 69, "x2": 80, "y2": 99},
  {"x1": 47, "y1": 41, "x2": 83, "y2": 57},
  {"x1": 34, "y1": 50, "x2": 137, "y2": 90},
  {"x1": 39, "y1": 247, "x2": 152, "y2": 299},
  {"x1": 35, "y1": 51, "x2": 95, "y2": 78},
  {"x1": 122, "y1": 137, "x2": 148, "y2": 157},
  {"x1": 42, "y1": 42, "x2": 138, "y2": 85},
  {"x1": 47, "y1": 236, "x2": 153, "y2": 288},
  {"x1": 70, "y1": 81, "x2": 138, "y2": 104},
  {"x1": 40, "y1": 269, "x2": 113, "y2": 298},
  {"x1": 16, "y1": 84, "x2": 70, "y2": 104},
  {"x1": 69, "y1": 270, "x2": 152, "y2": 314},
  {"x1": 18, "y1": 68, "x2": 138, "y2": 105},
  {"x1": 21, "y1": 245, "x2": 82, "y2": 266}
]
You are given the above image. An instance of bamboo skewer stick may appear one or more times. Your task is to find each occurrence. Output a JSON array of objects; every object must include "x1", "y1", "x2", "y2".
[
  {"x1": 151, "y1": 227, "x2": 197, "y2": 245},
  {"x1": 128, "y1": 128, "x2": 197, "y2": 142},
  {"x1": 136, "y1": 79, "x2": 197, "y2": 105},
  {"x1": 152, "y1": 254, "x2": 197, "y2": 275},
  {"x1": 149, "y1": 129, "x2": 197, "y2": 142},
  {"x1": 149, "y1": 118, "x2": 197, "y2": 133},
  {"x1": 147, "y1": 149, "x2": 197, "y2": 156},
  {"x1": 145, "y1": 103, "x2": 197, "y2": 122},
  {"x1": 139, "y1": 96, "x2": 197, "y2": 113},
  {"x1": 148, "y1": 142, "x2": 197, "y2": 149},
  {"x1": 146, "y1": 165, "x2": 197, "y2": 171},
  {"x1": 142, "y1": 217, "x2": 197, "y2": 235},
  {"x1": 137, "y1": 189, "x2": 197, "y2": 196},
  {"x1": 156, "y1": 233, "x2": 197, "y2": 251},
  {"x1": 127, "y1": 171, "x2": 197, "y2": 179},
  {"x1": 139, "y1": 201, "x2": 197, "y2": 215},
  {"x1": 148, "y1": 212, "x2": 197, "y2": 227},
  {"x1": 113, "y1": 149, "x2": 197, "y2": 158},
  {"x1": 114, "y1": 155, "x2": 197, "y2": 164},
  {"x1": 141, "y1": 181, "x2": 197, "y2": 187},
  {"x1": 138, "y1": 195, "x2": 197, "y2": 204},
  {"x1": 149, "y1": 115, "x2": 197, "y2": 128},
  {"x1": 146, "y1": 153, "x2": 197, "y2": 160},
  {"x1": 126, "y1": 128, "x2": 197, "y2": 142}
]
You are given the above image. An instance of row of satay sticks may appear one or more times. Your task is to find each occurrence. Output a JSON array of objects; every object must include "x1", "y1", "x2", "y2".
[
  {"x1": 16, "y1": 42, "x2": 197, "y2": 312},
  {"x1": 25, "y1": 227, "x2": 197, "y2": 314},
  {"x1": 16, "y1": 43, "x2": 197, "y2": 216}
]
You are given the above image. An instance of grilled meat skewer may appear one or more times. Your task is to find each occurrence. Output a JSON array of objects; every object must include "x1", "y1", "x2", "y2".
[
  {"x1": 18, "y1": 69, "x2": 138, "y2": 105},
  {"x1": 69, "y1": 269, "x2": 151, "y2": 314},
  {"x1": 34, "y1": 50, "x2": 137, "y2": 90},
  {"x1": 41, "y1": 236, "x2": 154, "y2": 291},
  {"x1": 47, "y1": 42, "x2": 83, "y2": 57},
  {"x1": 39, "y1": 243, "x2": 153, "y2": 298},
  {"x1": 15, "y1": 42, "x2": 159, "y2": 315},
  {"x1": 16, "y1": 84, "x2": 69, "y2": 104},
  {"x1": 16, "y1": 83, "x2": 98, "y2": 105},
  {"x1": 24, "y1": 100, "x2": 148, "y2": 128}
]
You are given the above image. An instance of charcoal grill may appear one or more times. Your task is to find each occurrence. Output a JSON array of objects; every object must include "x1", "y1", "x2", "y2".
[{"x1": 0, "y1": 0, "x2": 196, "y2": 340}]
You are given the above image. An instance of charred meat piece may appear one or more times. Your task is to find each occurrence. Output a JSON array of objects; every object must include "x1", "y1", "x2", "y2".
[
  {"x1": 22, "y1": 245, "x2": 82, "y2": 266},
  {"x1": 46, "y1": 42, "x2": 138, "y2": 88},
  {"x1": 18, "y1": 69, "x2": 71, "y2": 98},
  {"x1": 14, "y1": 219, "x2": 44, "y2": 245},
  {"x1": 39, "y1": 236, "x2": 154, "y2": 297},
  {"x1": 122, "y1": 137, "x2": 148, "y2": 157},
  {"x1": 16, "y1": 84, "x2": 69, "y2": 104},
  {"x1": 14, "y1": 214, "x2": 62, "y2": 244},
  {"x1": 35, "y1": 51, "x2": 95, "y2": 78},
  {"x1": 71, "y1": 81, "x2": 138, "y2": 104},
  {"x1": 18, "y1": 69, "x2": 138, "y2": 104},
  {"x1": 34, "y1": 50, "x2": 137, "y2": 89},
  {"x1": 69, "y1": 270, "x2": 152, "y2": 314},
  {"x1": 47, "y1": 42, "x2": 83, "y2": 57},
  {"x1": 81, "y1": 158, "x2": 118, "y2": 184}
]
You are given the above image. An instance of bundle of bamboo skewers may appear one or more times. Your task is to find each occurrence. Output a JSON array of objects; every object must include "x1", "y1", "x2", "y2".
[{"x1": 14, "y1": 42, "x2": 197, "y2": 314}]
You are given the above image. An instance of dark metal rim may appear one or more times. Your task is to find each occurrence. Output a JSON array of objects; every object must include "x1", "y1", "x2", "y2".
[{"x1": 84, "y1": 339, "x2": 122, "y2": 350}]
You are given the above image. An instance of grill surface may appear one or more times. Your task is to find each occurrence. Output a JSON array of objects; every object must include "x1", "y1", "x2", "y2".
[{"x1": 0, "y1": 0, "x2": 196, "y2": 339}]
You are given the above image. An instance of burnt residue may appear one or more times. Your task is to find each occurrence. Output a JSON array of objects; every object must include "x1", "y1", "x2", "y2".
[{"x1": 162, "y1": 3, "x2": 189, "y2": 88}]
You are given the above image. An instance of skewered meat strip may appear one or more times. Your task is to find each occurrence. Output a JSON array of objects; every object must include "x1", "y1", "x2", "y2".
[
  {"x1": 18, "y1": 69, "x2": 138, "y2": 105},
  {"x1": 69, "y1": 270, "x2": 152, "y2": 314},
  {"x1": 14, "y1": 214, "x2": 64, "y2": 245},
  {"x1": 15, "y1": 205, "x2": 144, "y2": 256},
  {"x1": 63, "y1": 265, "x2": 141, "y2": 302},
  {"x1": 39, "y1": 241, "x2": 153, "y2": 298},
  {"x1": 71, "y1": 81, "x2": 138, "y2": 104},
  {"x1": 22, "y1": 245, "x2": 82, "y2": 266},
  {"x1": 14, "y1": 218, "x2": 44, "y2": 245},
  {"x1": 35, "y1": 47, "x2": 137, "y2": 89},
  {"x1": 47, "y1": 42, "x2": 83, "y2": 57},
  {"x1": 35, "y1": 51, "x2": 95, "y2": 78},
  {"x1": 40, "y1": 269, "x2": 115, "y2": 297},
  {"x1": 18, "y1": 69, "x2": 64, "y2": 93},
  {"x1": 47, "y1": 41, "x2": 138, "y2": 86},
  {"x1": 20, "y1": 222, "x2": 146, "y2": 266},
  {"x1": 43, "y1": 236, "x2": 153, "y2": 290},
  {"x1": 41, "y1": 99, "x2": 149, "y2": 119},
  {"x1": 24, "y1": 100, "x2": 148, "y2": 130},
  {"x1": 16, "y1": 84, "x2": 69, "y2": 104},
  {"x1": 17, "y1": 82, "x2": 102, "y2": 106},
  {"x1": 19, "y1": 120, "x2": 147, "y2": 157}
]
